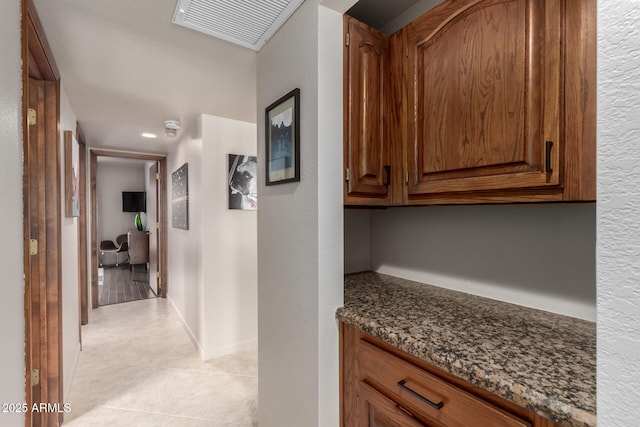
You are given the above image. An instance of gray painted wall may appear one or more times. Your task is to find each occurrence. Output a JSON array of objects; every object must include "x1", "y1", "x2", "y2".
[
  {"x1": 344, "y1": 209, "x2": 371, "y2": 273},
  {"x1": 345, "y1": 204, "x2": 596, "y2": 320},
  {"x1": 368, "y1": 204, "x2": 596, "y2": 320}
]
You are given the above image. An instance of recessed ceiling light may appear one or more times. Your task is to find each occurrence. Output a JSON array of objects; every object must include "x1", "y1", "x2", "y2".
[{"x1": 141, "y1": 133, "x2": 157, "y2": 139}]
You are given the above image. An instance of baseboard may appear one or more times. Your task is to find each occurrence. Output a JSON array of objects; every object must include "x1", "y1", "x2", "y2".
[
  {"x1": 167, "y1": 295, "x2": 204, "y2": 358},
  {"x1": 203, "y1": 338, "x2": 258, "y2": 361}
]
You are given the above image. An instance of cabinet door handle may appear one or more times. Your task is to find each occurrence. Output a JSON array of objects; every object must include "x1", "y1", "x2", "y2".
[
  {"x1": 397, "y1": 379, "x2": 444, "y2": 411},
  {"x1": 545, "y1": 141, "x2": 553, "y2": 173},
  {"x1": 384, "y1": 165, "x2": 391, "y2": 186}
]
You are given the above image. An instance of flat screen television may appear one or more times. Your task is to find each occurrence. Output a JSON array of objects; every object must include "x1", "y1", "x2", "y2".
[{"x1": 122, "y1": 191, "x2": 146, "y2": 213}]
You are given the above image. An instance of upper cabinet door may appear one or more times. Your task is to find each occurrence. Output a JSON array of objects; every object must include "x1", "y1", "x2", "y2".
[
  {"x1": 344, "y1": 16, "x2": 393, "y2": 205},
  {"x1": 405, "y1": 0, "x2": 562, "y2": 200}
]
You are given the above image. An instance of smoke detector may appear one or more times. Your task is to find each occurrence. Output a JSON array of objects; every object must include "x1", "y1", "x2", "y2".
[{"x1": 164, "y1": 120, "x2": 181, "y2": 137}]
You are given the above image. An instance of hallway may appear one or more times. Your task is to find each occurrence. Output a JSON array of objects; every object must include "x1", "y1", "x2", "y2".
[{"x1": 64, "y1": 298, "x2": 258, "y2": 426}]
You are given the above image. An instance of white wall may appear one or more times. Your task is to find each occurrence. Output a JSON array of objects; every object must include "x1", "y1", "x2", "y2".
[
  {"x1": 168, "y1": 115, "x2": 259, "y2": 360},
  {"x1": 362, "y1": 204, "x2": 596, "y2": 320},
  {"x1": 96, "y1": 161, "x2": 146, "y2": 241},
  {"x1": 257, "y1": 2, "x2": 344, "y2": 425},
  {"x1": 167, "y1": 122, "x2": 204, "y2": 349},
  {"x1": 598, "y1": 1, "x2": 640, "y2": 424},
  {"x1": 257, "y1": 1, "x2": 320, "y2": 425},
  {"x1": 201, "y1": 115, "x2": 257, "y2": 359},
  {"x1": 0, "y1": 1, "x2": 25, "y2": 425},
  {"x1": 317, "y1": 7, "x2": 344, "y2": 426},
  {"x1": 59, "y1": 84, "x2": 81, "y2": 401}
]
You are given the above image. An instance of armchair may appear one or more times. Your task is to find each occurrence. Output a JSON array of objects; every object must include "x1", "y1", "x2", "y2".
[{"x1": 99, "y1": 234, "x2": 129, "y2": 267}]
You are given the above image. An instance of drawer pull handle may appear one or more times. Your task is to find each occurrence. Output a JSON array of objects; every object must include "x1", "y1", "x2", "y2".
[
  {"x1": 397, "y1": 379, "x2": 444, "y2": 411},
  {"x1": 545, "y1": 141, "x2": 553, "y2": 173}
]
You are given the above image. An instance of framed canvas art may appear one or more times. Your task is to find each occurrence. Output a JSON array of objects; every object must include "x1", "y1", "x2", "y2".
[
  {"x1": 171, "y1": 163, "x2": 189, "y2": 229},
  {"x1": 228, "y1": 154, "x2": 257, "y2": 210},
  {"x1": 64, "y1": 130, "x2": 80, "y2": 217}
]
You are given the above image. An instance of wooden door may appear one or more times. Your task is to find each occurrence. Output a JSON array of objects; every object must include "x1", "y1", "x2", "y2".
[
  {"x1": 344, "y1": 16, "x2": 393, "y2": 205},
  {"x1": 24, "y1": 1, "x2": 64, "y2": 424},
  {"x1": 405, "y1": 0, "x2": 562, "y2": 202},
  {"x1": 147, "y1": 162, "x2": 159, "y2": 294},
  {"x1": 77, "y1": 129, "x2": 88, "y2": 326},
  {"x1": 26, "y1": 77, "x2": 64, "y2": 427}
]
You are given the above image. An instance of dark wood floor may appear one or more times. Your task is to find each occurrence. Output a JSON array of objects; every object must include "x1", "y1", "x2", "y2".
[{"x1": 99, "y1": 265, "x2": 156, "y2": 306}]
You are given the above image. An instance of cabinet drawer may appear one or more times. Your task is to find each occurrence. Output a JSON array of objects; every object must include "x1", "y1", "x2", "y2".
[
  {"x1": 359, "y1": 381, "x2": 426, "y2": 427},
  {"x1": 358, "y1": 339, "x2": 530, "y2": 427}
]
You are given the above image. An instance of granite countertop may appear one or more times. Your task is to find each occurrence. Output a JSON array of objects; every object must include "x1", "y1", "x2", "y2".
[{"x1": 336, "y1": 272, "x2": 596, "y2": 427}]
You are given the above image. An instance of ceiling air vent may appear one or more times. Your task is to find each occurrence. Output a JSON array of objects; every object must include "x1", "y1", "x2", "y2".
[{"x1": 172, "y1": 0, "x2": 305, "y2": 51}]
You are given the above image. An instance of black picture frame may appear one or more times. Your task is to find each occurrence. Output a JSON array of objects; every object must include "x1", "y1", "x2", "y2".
[{"x1": 265, "y1": 88, "x2": 300, "y2": 185}]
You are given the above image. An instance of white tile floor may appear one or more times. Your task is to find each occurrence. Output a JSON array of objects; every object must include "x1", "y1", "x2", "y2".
[{"x1": 63, "y1": 298, "x2": 258, "y2": 426}]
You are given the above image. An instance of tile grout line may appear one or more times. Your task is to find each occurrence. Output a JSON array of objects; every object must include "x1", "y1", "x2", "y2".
[{"x1": 98, "y1": 404, "x2": 253, "y2": 425}]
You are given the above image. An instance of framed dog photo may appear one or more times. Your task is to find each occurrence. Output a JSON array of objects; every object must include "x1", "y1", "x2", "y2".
[
  {"x1": 228, "y1": 154, "x2": 257, "y2": 210},
  {"x1": 265, "y1": 88, "x2": 300, "y2": 185}
]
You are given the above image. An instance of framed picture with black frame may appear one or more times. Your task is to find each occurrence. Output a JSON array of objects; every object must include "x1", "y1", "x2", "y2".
[{"x1": 265, "y1": 88, "x2": 300, "y2": 185}]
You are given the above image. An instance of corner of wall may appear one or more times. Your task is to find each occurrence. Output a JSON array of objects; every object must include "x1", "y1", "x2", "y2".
[{"x1": 200, "y1": 114, "x2": 258, "y2": 361}]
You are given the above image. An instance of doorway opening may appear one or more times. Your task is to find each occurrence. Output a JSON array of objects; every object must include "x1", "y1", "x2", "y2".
[{"x1": 90, "y1": 150, "x2": 168, "y2": 309}]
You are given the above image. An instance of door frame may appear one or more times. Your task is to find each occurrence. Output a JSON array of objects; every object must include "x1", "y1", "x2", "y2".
[
  {"x1": 77, "y1": 124, "x2": 88, "y2": 328},
  {"x1": 22, "y1": 0, "x2": 63, "y2": 425},
  {"x1": 89, "y1": 149, "x2": 168, "y2": 308}
]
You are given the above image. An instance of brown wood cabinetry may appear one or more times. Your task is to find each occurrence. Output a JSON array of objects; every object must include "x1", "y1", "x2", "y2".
[
  {"x1": 358, "y1": 381, "x2": 425, "y2": 427},
  {"x1": 128, "y1": 230, "x2": 149, "y2": 270},
  {"x1": 343, "y1": 17, "x2": 393, "y2": 205},
  {"x1": 343, "y1": 0, "x2": 595, "y2": 206},
  {"x1": 340, "y1": 323, "x2": 559, "y2": 427}
]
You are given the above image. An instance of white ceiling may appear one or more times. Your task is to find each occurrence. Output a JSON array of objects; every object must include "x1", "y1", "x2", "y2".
[{"x1": 32, "y1": 0, "x2": 258, "y2": 154}]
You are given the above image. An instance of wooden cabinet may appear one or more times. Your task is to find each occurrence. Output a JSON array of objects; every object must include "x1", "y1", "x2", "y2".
[
  {"x1": 128, "y1": 230, "x2": 149, "y2": 270},
  {"x1": 343, "y1": 17, "x2": 394, "y2": 205},
  {"x1": 358, "y1": 381, "x2": 425, "y2": 427},
  {"x1": 341, "y1": 323, "x2": 559, "y2": 427},
  {"x1": 343, "y1": 0, "x2": 595, "y2": 205},
  {"x1": 405, "y1": 0, "x2": 561, "y2": 201}
]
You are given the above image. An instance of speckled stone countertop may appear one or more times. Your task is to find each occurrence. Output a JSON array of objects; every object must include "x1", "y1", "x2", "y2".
[{"x1": 336, "y1": 272, "x2": 596, "y2": 427}]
